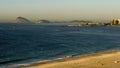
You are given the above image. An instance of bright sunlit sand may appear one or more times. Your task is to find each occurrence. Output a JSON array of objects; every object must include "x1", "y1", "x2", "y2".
[{"x1": 22, "y1": 51, "x2": 120, "y2": 68}]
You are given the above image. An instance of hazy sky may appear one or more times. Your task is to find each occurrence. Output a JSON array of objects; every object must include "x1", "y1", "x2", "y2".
[{"x1": 0, "y1": 0, "x2": 120, "y2": 22}]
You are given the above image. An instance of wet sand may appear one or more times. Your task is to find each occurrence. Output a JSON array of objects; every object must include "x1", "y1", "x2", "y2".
[{"x1": 23, "y1": 51, "x2": 120, "y2": 68}]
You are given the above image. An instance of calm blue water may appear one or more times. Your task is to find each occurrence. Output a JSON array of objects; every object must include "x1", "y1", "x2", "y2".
[{"x1": 0, "y1": 23, "x2": 120, "y2": 67}]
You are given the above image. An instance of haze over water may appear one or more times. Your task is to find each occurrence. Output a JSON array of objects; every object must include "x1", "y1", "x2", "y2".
[{"x1": 0, "y1": 0, "x2": 120, "y2": 22}]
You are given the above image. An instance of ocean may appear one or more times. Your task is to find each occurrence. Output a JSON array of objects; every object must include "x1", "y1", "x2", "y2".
[{"x1": 0, "y1": 23, "x2": 120, "y2": 68}]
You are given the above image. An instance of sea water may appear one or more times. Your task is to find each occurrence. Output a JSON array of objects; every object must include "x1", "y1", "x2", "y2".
[{"x1": 0, "y1": 23, "x2": 120, "y2": 67}]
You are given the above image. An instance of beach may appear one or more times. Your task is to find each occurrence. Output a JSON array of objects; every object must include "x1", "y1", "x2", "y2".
[{"x1": 23, "y1": 51, "x2": 120, "y2": 68}]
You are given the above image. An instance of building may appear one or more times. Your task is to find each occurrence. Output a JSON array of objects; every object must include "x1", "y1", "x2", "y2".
[{"x1": 111, "y1": 19, "x2": 120, "y2": 25}]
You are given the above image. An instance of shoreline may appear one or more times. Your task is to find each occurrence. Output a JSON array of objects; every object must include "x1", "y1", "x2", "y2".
[{"x1": 21, "y1": 50, "x2": 120, "y2": 68}]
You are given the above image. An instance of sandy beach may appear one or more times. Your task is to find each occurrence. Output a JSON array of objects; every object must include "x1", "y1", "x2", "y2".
[{"x1": 22, "y1": 51, "x2": 120, "y2": 68}]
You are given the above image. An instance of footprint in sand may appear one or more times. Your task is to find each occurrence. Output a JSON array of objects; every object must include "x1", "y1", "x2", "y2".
[{"x1": 114, "y1": 61, "x2": 120, "y2": 63}]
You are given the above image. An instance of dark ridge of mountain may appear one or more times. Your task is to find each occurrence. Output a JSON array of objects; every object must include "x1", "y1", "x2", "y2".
[
  {"x1": 37, "y1": 20, "x2": 51, "y2": 23},
  {"x1": 70, "y1": 20, "x2": 92, "y2": 23},
  {"x1": 16, "y1": 17, "x2": 33, "y2": 23}
]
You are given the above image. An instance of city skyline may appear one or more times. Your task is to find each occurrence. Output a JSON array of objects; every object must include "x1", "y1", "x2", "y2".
[{"x1": 0, "y1": 0, "x2": 120, "y2": 22}]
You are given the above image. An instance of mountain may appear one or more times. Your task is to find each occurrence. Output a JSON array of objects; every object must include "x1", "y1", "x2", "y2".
[
  {"x1": 16, "y1": 17, "x2": 33, "y2": 23},
  {"x1": 37, "y1": 20, "x2": 51, "y2": 23},
  {"x1": 70, "y1": 20, "x2": 92, "y2": 23}
]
